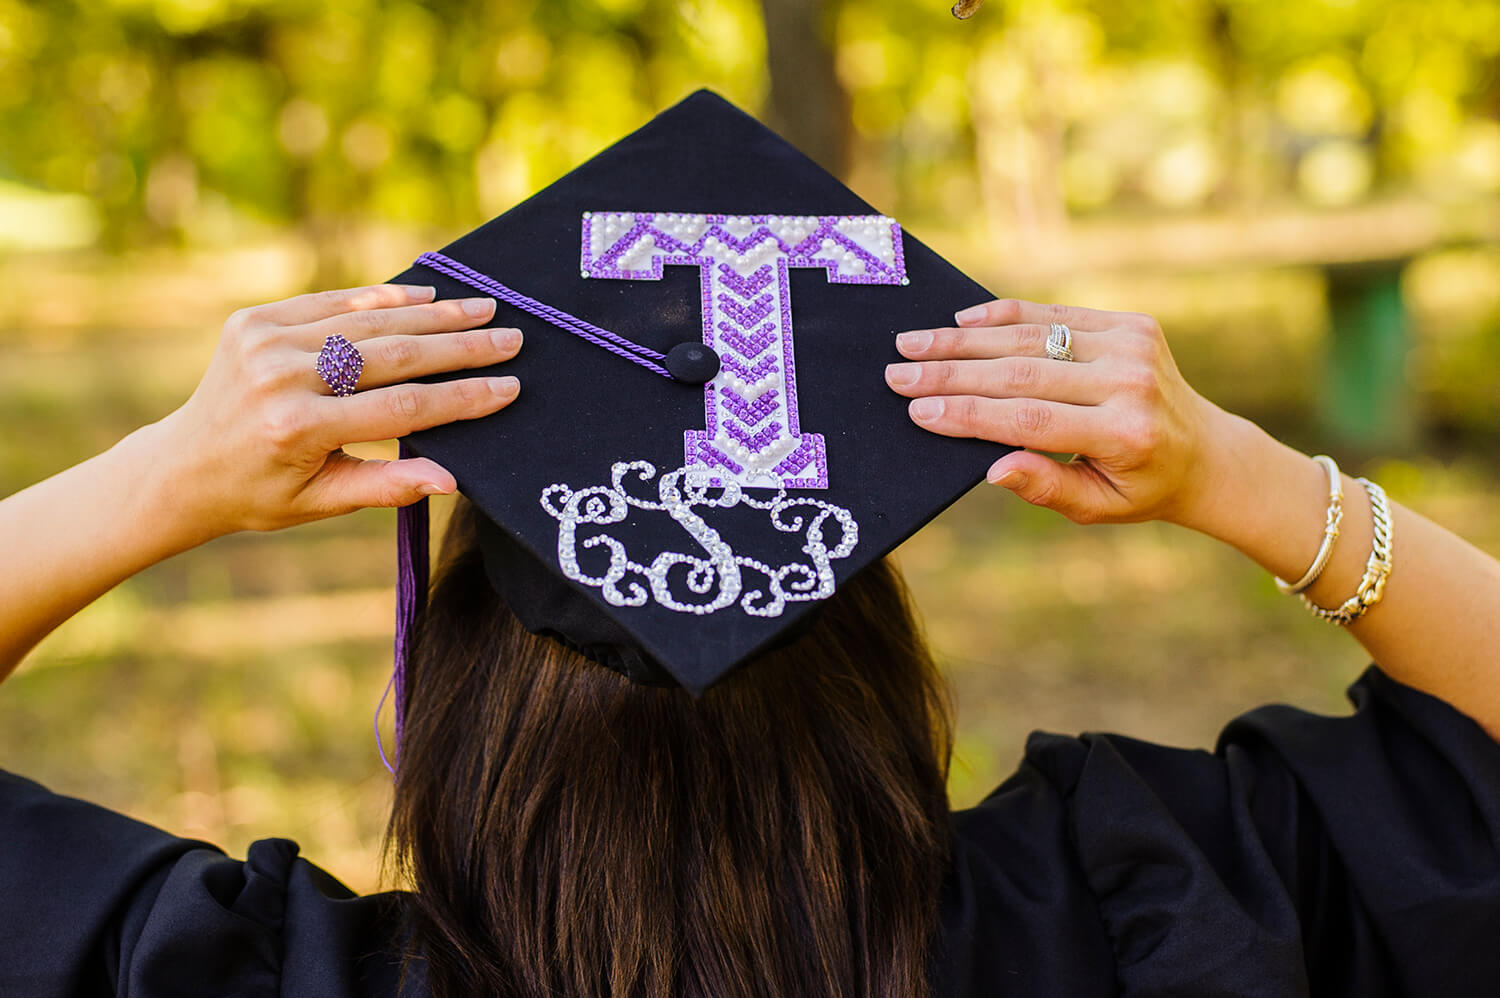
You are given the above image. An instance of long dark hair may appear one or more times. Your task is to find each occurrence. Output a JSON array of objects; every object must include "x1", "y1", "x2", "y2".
[{"x1": 388, "y1": 498, "x2": 953, "y2": 997}]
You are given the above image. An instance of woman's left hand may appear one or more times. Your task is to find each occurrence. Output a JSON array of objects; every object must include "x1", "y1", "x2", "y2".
[
  {"x1": 0, "y1": 282, "x2": 525, "y2": 678},
  {"x1": 158, "y1": 283, "x2": 523, "y2": 538},
  {"x1": 885, "y1": 298, "x2": 1225, "y2": 527}
]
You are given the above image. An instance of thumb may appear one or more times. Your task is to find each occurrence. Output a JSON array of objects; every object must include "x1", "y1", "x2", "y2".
[
  {"x1": 985, "y1": 451, "x2": 1115, "y2": 524},
  {"x1": 312, "y1": 453, "x2": 457, "y2": 514}
]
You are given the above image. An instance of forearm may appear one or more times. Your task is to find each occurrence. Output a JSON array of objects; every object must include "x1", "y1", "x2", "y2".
[
  {"x1": 0, "y1": 419, "x2": 213, "y2": 682},
  {"x1": 1182, "y1": 407, "x2": 1500, "y2": 740}
]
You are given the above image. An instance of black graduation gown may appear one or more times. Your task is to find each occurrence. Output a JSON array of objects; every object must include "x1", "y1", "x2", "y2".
[{"x1": 3, "y1": 666, "x2": 1498, "y2": 997}]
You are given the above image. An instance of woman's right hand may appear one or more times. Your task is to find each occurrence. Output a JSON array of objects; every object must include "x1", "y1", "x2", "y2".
[
  {"x1": 887, "y1": 299, "x2": 1500, "y2": 742},
  {"x1": 885, "y1": 298, "x2": 1228, "y2": 530},
  {"x1": 157, "y1": 283, "x2": 521, "y2": 539}
]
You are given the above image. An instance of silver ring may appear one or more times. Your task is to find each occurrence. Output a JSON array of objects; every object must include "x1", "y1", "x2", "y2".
[{"x1": 1046, "y1": 322, "x2": 1074, "y2": 362}]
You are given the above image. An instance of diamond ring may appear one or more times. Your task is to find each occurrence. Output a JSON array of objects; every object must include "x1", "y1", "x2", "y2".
[{"x1": 1045, "y1": 322, "x2": 1074, "y2": 362}]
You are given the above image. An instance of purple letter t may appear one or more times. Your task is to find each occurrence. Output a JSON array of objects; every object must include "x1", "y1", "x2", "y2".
[{"x1": 582, "y1": 212, "x2": 908, "y2": 490}]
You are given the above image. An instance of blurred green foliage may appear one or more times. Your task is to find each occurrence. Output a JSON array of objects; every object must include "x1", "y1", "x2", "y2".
[
  {"x1": 3, "y1": 0, "x2": 1498, "y2": 254},
  {"x1": 0, "y1": 0, "x2": 768, "y2": 253}
]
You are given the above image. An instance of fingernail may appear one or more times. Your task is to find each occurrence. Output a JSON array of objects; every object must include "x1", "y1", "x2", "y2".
[
  {"x1": 418, "y1": 482, "x2": 450, "y2": 496},
  {"x1": 896, "y1": 330, "x2": 932, "y2": 353},
  {"x1": 990, "y1": 469, "x2": 1026, "y2": 489},
  {"x1": 462, "y1": 297, "x2": 496, "y2": 317},
  {"x1": 885, "y1": 362, "x2": 920, "y2": 388},
  {"x1": 493, "y1": 327, "x2": 522, "y2": 350},
  {"x1": 489, "y1": 375, "x2": 519, "y2": 397},
  {"x1": 910, "y1": 397, "x2": 944, "y2": 422},
  {"x1": 955, "y1": 304, "x2": 987, "y2": 325},
  {"x1": 404, "y1": 285, "x2": 436, "y2": 300}
]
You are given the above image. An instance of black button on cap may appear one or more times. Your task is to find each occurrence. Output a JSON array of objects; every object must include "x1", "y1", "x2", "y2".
[{"x1": 665, "y1": 342, "x2": 721, "y2": 384}]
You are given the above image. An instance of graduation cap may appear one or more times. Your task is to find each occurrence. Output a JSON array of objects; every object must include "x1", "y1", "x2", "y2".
[{"x1": 383, "y1": 90, "x2": 1006, "y2": 739}]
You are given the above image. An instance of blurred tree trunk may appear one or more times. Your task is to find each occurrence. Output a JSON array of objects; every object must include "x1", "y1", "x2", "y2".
[
  {"x1": 758, "y1": 0, "x2": 850, "y2": 177},
  {"x1": 1205, "y1": 0, "x2": 1270, "y2": 212},
  {"x1": 970, "y1": 35, "x2": 1068, "y2": 262}
]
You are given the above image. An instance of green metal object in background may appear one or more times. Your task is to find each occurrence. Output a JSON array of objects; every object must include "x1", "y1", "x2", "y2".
[{"x1": 1322, "y1": 259, "x2": 1413, "y2": 454}]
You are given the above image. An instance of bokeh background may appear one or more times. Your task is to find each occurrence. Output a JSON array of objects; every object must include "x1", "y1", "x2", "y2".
[{"x1": 2, "y1": 0, "x2": 1497, "y2": 893}]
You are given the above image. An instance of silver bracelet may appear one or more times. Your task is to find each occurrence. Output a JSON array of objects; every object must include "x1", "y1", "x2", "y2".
[
  {"x1": 1300, "y1": 477, "x2": 1394, "y2": 626},
  {"x1": 1275, "y1": 455, "x2": 1344, "y2": 595}
]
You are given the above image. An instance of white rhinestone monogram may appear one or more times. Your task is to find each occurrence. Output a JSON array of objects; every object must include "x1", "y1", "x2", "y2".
[{"x1": 540, "y1": 461, "x2": 859, "y2": 618}]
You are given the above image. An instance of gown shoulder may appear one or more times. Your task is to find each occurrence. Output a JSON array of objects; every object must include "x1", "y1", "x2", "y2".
[
  {"x1": 0, "y1": 767, "x2": 410, "y2": 997},
  {"x1": 938, "y1": 666, "x2": 1500, "y2": 998}
]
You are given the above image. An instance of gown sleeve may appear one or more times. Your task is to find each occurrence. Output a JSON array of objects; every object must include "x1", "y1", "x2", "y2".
[
  {"x1": 940, "y1": 665, "x2": 1500, "y2": 998},
  {"x1": 0, "y1": 769, "x2": 410, "y2": 998}
]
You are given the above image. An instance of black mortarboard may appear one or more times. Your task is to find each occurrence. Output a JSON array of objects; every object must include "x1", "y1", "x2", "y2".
[{"x1": 384, "y1": 90, "x2": 1006, "y2": 728}]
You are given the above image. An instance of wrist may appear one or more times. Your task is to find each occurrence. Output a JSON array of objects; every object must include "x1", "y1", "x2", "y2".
[
  {"x1": 1163, "y1": 401, "x2": 1265, "y2": 538},
  {"x1": 114, "y1": 414, "x2": 232, "y2": 553},
  {"x1": 1167, "y1": 405, "x2": 1333, "y2": 582}
]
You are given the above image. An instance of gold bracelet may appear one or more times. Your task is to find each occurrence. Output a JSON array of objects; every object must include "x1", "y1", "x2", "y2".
[
  {"x1": 1300, "y1": 477, "x2": 1393, "y2": 626},
  {"x1": 1274, "y1": 455, "x2": 1344, "y2": 595}
]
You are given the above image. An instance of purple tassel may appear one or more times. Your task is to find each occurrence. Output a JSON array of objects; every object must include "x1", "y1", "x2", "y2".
[{"x1": 377, "y1": 441, "x2": 430, "y2": 776}]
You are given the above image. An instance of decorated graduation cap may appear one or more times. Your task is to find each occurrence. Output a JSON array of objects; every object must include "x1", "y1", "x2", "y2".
[{"x1": 383, "y1": 90, "x2": 1006, "y2": 743}]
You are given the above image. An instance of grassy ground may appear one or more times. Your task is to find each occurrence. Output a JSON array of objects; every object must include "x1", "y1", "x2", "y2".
[{"x1": 1, "y1": 244, "x2": 1496, "y2": 894}]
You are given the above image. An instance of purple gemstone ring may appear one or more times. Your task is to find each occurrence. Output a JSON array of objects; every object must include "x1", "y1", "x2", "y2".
[{"x1": 315, "y1": 333, "x2": 365, "y2": 396}]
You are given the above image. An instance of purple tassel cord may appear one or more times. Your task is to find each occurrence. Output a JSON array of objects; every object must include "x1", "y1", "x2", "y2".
[
  {"x1": 379, "y1": 248, "x2": 703, "y2": 771},
  {"x1": 414, "y1": 251, "x2": 675, "y2": 380},
  {"x1": 376, "y1": 441, "x2": 431, "y2": 775},
  {"x1": 382, "y1": 252, "x2": 662, "y2": 773}
]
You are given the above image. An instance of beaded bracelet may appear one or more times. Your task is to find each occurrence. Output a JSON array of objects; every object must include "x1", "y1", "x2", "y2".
[
  {"x1": 1274, "y1": 455, "x2": 1344, "y2": 595},
  {"x1": 1300, "y1": 477, "x2": 1394, "y2": 626}
]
